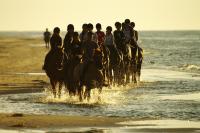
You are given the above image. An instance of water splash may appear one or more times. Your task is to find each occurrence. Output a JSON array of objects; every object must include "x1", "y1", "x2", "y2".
[{"x1": 33, "y1": 83, "x2": 138, "y2": 105}]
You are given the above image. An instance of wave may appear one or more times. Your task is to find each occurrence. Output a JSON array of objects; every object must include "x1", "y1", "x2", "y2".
[{"x1": 179, "y1": 64, "x2": 200, "y2": 71}]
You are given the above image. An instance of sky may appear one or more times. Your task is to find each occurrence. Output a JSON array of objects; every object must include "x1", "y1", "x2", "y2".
[{"x1": 0, "y1": 0, "x2": 200, "y2": 31}]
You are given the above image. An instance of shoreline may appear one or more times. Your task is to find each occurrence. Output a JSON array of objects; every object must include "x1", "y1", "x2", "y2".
[
  {"x1": 0, "y1": 113, "x2": 200, "y2": 133},
  {"x1": 0, "y1": 113, "x2": 129, "y2": 128}
]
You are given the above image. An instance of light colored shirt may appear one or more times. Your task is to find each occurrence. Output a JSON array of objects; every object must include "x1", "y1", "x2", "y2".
[
  {"x1": 104, "y1": 33, "x2": 114, "y2": 46},
  {"x1": 80, "y1": 32, "x2": 88, "y2": 42}
]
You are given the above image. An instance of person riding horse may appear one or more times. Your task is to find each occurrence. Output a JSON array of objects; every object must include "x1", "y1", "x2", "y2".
[
  {"x1": 43, "y1": 27, "x2": 65, "y2": 98},
  {"x1": 63, "y1": 24, "x2": 74, "y2": 58},
  {"x1": 114, "y1": 22, "x2": 125, "y2": 53},
  {"x1": 81, "y1": 32, "x2": 100, "y2": 80},
  {"x1": 43, "y1": 27, "x2": 63, "y2": 70}
]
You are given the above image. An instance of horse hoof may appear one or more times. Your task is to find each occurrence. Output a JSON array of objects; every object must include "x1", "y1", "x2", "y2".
[{"x1": 103, "y1": 83, "x2": 109, "y2": 87}]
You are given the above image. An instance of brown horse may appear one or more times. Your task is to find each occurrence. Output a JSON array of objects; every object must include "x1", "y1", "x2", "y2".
[
  {"x1": 100, "y1": 45, "x2": 110, "y2": 84},
  {"x1": 43, "y1": 48, "x2": 66, "y2": 98},
  {"x1": 64, "y1": 55, "x2": 82, "y2": 96},
  {"x1": 73, "y1": 50, "x2": 105, "y2": 101}
]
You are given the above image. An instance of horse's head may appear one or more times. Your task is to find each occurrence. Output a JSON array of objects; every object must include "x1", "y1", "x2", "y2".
[{"x1": 94, "y1": 49, "x2": 103, "y2": 69}]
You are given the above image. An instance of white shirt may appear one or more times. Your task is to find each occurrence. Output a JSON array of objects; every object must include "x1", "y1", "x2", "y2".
[{"x1": 104, "y1": 33, "x2": 114, "y2": 46}]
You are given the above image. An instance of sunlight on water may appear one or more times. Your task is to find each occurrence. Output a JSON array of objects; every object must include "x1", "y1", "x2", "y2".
[
  {"x1": 160, "y1": 92, "x2": 200, "y2": 102},
  {"x1": 35, "y1": 83, "x2": 138, "y2": 105},
  {"x1": 118, "y1": 120, "x2": 200, "y2": 129},
  {"x1": 141, "y1": 69, "x2": 200, "y2": 81}
]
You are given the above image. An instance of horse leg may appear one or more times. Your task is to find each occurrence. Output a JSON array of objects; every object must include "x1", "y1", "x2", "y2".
[
  {"x1": 83, "y1": 87, "x2": 91, "y2": 102},
  {"x1": 58, "y1": 81, "x2": 63, "y2": 98},
  {"x1": 78, "y1": 85, "x2": 83, "y2": 102},
  {"x1": 50, "y1": 79, "x2": 56, "y2": 98},
  {"x1": 98, "y1": 87, "x2": 102, "y2": 102},
  {"x1": 87, "y1": 88, "x2": 91, "y2": 102}
]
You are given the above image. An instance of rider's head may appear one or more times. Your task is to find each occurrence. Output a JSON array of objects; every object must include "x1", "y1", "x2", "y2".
[
  {"x1": 130, "y1": 22, "x2": 135, "y2": 28},
  {"x1": 67, "y1": 24, "x2": 74, "y2": 33},
  {"x1": 46, "y1": 28, "x2": 48, "y2": 31},
  {"x1": 115, "y1": 22, "x2": 121, "y2": 30},
  {"x1": 87, "y1": 23, "x2": 93, "y2": 32},
  {"x1": 96, "y1": 23, "x2": 102, "y2": 31},
  {"x1": 125, "y1": 19, "x2": 131, "y2": 24},
  {"x1": 53, "y1": 27, "x2": 60, "y2": 35},
  {"x1": 82, "y1": 23, "x2": 88, "y2": 32}
]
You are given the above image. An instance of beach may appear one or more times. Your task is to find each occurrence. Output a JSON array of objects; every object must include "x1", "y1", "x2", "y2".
[{"x1": 0, "y1": 31, "x2": 200, "y2": 133}]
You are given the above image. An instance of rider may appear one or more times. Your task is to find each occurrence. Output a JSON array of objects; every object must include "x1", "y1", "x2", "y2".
[
  {"x1": 43, "y1": 28, "x2": 51, "y2": 48},
  {"x1": 114, "y1": 22, "x2": 125, "y2": 53},
  {"x1": 130, "y1": 22, "x2": 138, "y2": 42},
  {"x1": 50, "y1": 27, "x2": 62, "y2": 50},
  {"x1": 123, "y1": 19, "x2": 134, "y2": 44},
  {"x1": 95, "y1": 23, "x2": 105, "y2": 47},
  {"x1": 104, "y1": 26, "x2": 115, "y2": 51},
  {"x1": 104, "y1": 26, "x2": 121, "y2": 59},
  {"x1": 70, "y1": 32, "x2": 83, "y2": 58},
  {"x1": 43, "y1": 27, "x2": 63, "y2": 70},
  {"x1": 87, "y1": 23, "x2": 97, "y2": 43},
  {"x1": 81, "y1": 32, "x2": 100, "y2": 82},
  {"x1": 63, "y1": 24, "x2": 74, "y2": 57},
  {"x1": 80, "y1": 23, "x2": 88, "y2": 43}
]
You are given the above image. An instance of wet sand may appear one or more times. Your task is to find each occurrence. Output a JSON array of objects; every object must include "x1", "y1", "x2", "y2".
[
  {"x1": 0, "y1": 36, "x2": 48, "y2": 95},
  {"x1": 0, "y1": 113, "x2": 200, "y2": 133},
  {"x1": 0, "y1": 113, "x2": 129, "y2": 128}
]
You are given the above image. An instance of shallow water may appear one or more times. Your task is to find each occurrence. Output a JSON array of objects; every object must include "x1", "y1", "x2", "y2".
[
  {"x1": 0, "y1": 68, "x2": 200, "y2": 122},
  {"x1": 0, "y1": 31, "x2": 200, "y2": 132}
]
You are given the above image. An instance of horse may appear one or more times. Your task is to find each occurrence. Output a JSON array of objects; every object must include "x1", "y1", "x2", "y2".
[
  {"x1": 100, "y1": 44, "x2": 110, "y2": 84},
  {"x1": 129, "y1": 39, "x2": 138, "y2": 83},
  {"x1": 43, "y1": 48, "x2": 67, "y2": 98},
  {"x1": 120, "y1": 43, "x2": 132, "y2": 84},
  {"x1": 73, "y1": 49, "x2": 105, "y2": 101},
  {"x1": 64, "y1": 54, "x2": 82, "y2": 96},
  {"x1": 106, "y1": 45, "x2": 123, "y2": 86}
]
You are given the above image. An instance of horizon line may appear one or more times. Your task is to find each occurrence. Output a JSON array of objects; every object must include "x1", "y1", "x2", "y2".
[{"x1": 1, "y1": 29, "x2": 200, "y2": 32}]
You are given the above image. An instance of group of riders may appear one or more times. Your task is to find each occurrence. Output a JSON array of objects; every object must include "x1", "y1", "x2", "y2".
[{"x1": 43, "y1": 19, "x2": 143, "y2": 101}]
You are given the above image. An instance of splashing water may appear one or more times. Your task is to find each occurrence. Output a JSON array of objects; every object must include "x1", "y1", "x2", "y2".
[{"x1": 35, "y1": 83, "x2": 138, "y2": 105}]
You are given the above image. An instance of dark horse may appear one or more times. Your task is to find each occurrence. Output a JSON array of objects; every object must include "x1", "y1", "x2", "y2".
[
  {"x1": 120, "y1": 43, "x2": 132, "y2": 84},
  {"x1": 73, "y1": 50, "x2": 105, "y2": 101},
  {"x1": 64, "y1": 55, "x2": 82, "y2": 96},
  {"x1": 106, "y1": 45, "x2": 123, "y2": 86},
  {"x1": 43, "y1": 48, "x2": 67, "y2": 98},
  {"x1": 100, "y1": 45, "x2": 110, "y2": 84}
]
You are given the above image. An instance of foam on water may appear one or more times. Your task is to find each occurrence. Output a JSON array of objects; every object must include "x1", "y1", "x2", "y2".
[
  {"x1": 179, "y1": 64, "x2": 200, "y2": 71},
  {"x1": 141, "y1": 69, "x2": 200, "y2": 81},
  {"x1": 35, "y1": 84, "x2": 137, "y2": 105},
  {"x1": 160, "y1": 92, "x2": 200, "y2": 102},
  {"x1": 118, "y1": 120, "x2": 200, "y2": 129}
]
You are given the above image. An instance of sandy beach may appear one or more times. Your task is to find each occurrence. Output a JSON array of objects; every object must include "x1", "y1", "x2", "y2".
[{"x1": 0, "y1": 36, "x2": 48, "y2": 95}]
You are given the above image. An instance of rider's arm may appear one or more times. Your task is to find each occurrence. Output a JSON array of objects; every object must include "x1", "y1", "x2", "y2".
[{"x1": 135, "y1": 30, "x2": 139, "y2": 42}]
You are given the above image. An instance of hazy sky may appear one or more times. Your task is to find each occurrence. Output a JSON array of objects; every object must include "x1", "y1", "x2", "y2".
[{"x1": 0, "y1": 0, "x2": 200, "y2": 31}]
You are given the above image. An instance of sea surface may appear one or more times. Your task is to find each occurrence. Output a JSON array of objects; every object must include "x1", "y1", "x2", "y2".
[{"x1": 0, "y1": 31, "x2": 200, "y2": 128}]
